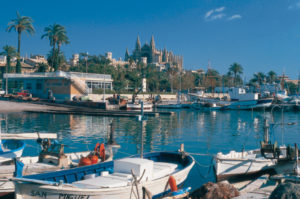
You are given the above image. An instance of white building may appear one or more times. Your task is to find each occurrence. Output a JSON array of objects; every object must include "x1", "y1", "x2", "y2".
[
  {"x1": 70, "y1": 54, "x2": 80, "y2": 66},
  {"x1": 105, "y1": 52, "x2": 128, "y2": 68}
]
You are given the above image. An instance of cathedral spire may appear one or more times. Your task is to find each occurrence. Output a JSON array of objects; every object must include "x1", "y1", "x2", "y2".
[
  {"x1": 125, "y1": 48, "x2": 130, "y2": 61},
  {"x1": 135, "y1": 35, "x2": 141, "y2": 51},
  {"x1": 150, "y1": 35, "x2": 155, "y2": 50}
]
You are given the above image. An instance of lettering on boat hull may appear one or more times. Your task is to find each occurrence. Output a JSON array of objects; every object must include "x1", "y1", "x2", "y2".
[{"x1": 58, "y1": 194, "x2": 90, "y2": 199}]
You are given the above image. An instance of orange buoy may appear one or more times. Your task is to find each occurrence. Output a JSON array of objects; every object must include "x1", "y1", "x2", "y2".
[
  {"x1": 79, "y1": 157, "x2": 92, "y2": 166},
  {"x1": 99, "y1": 143, "x2": 105, "y2": 161},
  {"x1": 168, "y1": 176, "x2": 178, "y2": 192},
  {"x1": 89, "y1": 154, "x2": 99, "y2": 164},
  {"x1": 94, "y1": 143, "x2": 101, "y2": 152}
]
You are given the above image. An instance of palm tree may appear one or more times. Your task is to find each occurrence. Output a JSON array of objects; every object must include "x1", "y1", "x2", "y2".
[
  {"x1": 41, "y1": 24, "x2": 66, "y2": 71},
  {"x1": 251, "y1": 72, "x2": 266, "y2": 86},
  {"x1": 0, "y1": 45, "x2": 17, "y2": 73},
  {"x1": 0, "y1": 45, "x2": 16, "y2": 93},
  {"x1": 229, "y1": 62, "x2": 243, "y2": 86},
  {"x1": 267, "y1": 70, "x2": 277, "y2": 83},
  {"x1": 56, "y1": 27, "x2": 69, "y2": 68},
  {"x1": 7, "y1": 12, "x2": 35, "y2": 73}
]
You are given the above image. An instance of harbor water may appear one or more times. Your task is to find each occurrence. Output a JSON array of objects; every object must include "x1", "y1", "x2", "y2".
[{"x1": 1, "y1": 109, "x2": 300, "y2": 191}]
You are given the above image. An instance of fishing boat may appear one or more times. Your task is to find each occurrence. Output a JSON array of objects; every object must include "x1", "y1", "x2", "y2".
[
  {"x1": 0, "y1": 140, "x2": 25, "y2": 165},
  {"x1": 223, "y1": 87, "x2": 273, "y2": 110},
  {"x1": 0, "y1": 125, "x2": 26, "y2": 164},
  {"x1": 214, "y1": 119, "x2": 295, "y2": 182},
  {"x1": 12, "y1": 103, "x2": 195, "y2": 199},
  {"x1": 12, "y1": 149, "x2": 194, "y2": 199},
  {"x1": 0, "y1": 139, "x2": 114, "y2": 196},
  {"x1": 126, "y1": 101, "x2": 153, "y2": 110}
]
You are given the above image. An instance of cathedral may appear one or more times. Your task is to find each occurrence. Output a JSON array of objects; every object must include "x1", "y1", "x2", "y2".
[{"x1": 125, "y1": 35, "x2": 183, "y2": 71}]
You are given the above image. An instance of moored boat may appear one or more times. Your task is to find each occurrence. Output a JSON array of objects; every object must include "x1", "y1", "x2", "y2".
[
  {"x1": 12, "y1": 150, "x2": 195, "y2": 199},
  {"x1": 126, "y1": 102, "x2": 153, "y2": 110},
  {"x1": 0, "y1": 140, "x2": 25, "y2": 164},
  {"x1": 214, "y1": 119, "x2": 295, "y2": 182},
  {"x1": 0, "y1": 140, "x2": 114, "y2": 196}
]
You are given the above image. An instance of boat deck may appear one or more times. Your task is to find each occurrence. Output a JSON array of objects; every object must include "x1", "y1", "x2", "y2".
[{"x1": 72, "y1": 161, "x2": 178, "y2": 188}]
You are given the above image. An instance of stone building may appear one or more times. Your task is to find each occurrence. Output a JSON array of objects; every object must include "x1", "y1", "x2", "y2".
[{"x1": 125, "y1": 35, "x2": 183, "y2": 71}]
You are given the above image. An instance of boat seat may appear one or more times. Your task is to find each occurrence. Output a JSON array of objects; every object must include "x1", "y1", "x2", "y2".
[
  {"x1": 152, "y1": 162, "x2": 178, "y2": 180},
  {"x1": 73, "y1": 174, "x2": 129, "y2": 188}
]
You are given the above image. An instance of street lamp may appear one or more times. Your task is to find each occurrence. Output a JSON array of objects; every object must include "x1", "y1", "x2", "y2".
[{"x1": 85, "y1": 52, "x2": 88, "y2": 74}]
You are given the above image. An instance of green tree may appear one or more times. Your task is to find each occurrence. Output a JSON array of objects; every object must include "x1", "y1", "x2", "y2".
[
  {"x1": 286, "y1": 82, "x2": 298, "y2": 95},
  {"x1": 0, "y1": 45, "x2": 17, "y2": 74},
  {"x1": 37, "y1": 63, "x2": 48, "y2": 72},
  {"x1": 229, "y1": 62, "x2": 243, "y2": 86},
  {"x1": 42, "y1": 24, "x2": 66, "y2": 71},
  {"x1": 250, "y1": 72, "x2": 266, "y2": 86},
  {"x1": 7, "y1": 12, "x2": 35, "y2": 73},
  {"x1": 267, "y1": 70, "x2": 277, "y2": 83}
]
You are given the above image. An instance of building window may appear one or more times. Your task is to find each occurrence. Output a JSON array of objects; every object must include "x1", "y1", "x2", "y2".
[
  {"x1": 26, "y1": 83, "x2": 32, "y2": 90},
  {"x1": 36, "y1": 83, "x2": 42, "y2": 90}
]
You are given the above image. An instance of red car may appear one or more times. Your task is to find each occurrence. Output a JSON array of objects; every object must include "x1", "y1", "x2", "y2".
[{"x1": 16, "y1": 90, "x2": 31, "y2": 97}]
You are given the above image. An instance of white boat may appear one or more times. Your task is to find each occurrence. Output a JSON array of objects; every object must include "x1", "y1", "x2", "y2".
[
  {"x1": 214, "y1": 149, "x2": 276, "y2": 182},
  {"x1": 126, "y1": 102, "x2": 153, "y2": 110},
  {"x1": 0, "y1": 140, "x2": 25, "y2": 164},
  {"x1": 12, "y1": 150, "x2": 195, "y2": 199},
  {"x1": 0, "y1": 140, "x2": 114, "y2": 197},
  {"x1": 224, "y1": 87, "x2": 273, "y2": 110},
  {"x1": 214, "y1": 119, "x2": 293, "y2": 182}
]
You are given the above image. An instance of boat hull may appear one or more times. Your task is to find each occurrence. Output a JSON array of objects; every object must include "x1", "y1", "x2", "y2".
[
  {"x1": 214, "y1": 150, "x2": 276, "y2": 182},
  {"x1": 0, "y1": 140, "x2": 25, "y2": 164},
  {"x1": 126, "y1": 103, "x2": 153, "y2": 110},
  {"x1": 14, "y1": 151, "x2": 195, "y2": 199},
  {"x1": 215, "y1": 158, "x2": 275, "y2": 182},
  {"x1": 225, "y1": 99, "x2": 272, "y2": 110},
  {"x1": 0, "y1": 151, "x2": 113, "y2": 196}
]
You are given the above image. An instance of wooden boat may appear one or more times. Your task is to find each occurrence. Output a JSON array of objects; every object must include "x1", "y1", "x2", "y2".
[
  {"x1": 214, "y1": 119, "x2": 295, "y2": 182},
  {"x1": 0, "y1": 126, "x2": 26, "y2": 164},
  {"x1": 126, "y1": 102, "x2": 153, "y2": 110},
  {"x1": 0, "y1": 140, "x2": 25, "y2": 164},
  {"x1": 224, "y1": 98, "x2": 273, "y2": 110},
  {"x1": 12, "y1": 150, "x2": 194, "y2": 199},
  {"x1": 214, "y1": 149, "x2": 276, "y2": 182},
  {"x1": 0, "y1": 139, "x2": 113, "y2": 196}
]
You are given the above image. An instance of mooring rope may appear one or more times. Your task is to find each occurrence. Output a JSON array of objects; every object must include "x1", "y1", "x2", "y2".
[
  {"x1": 187, "y1": 152, "x2": 212, "y2": 156},
  {"x1": 194, "y1": 157, "x2": 215, "y2": 179}
]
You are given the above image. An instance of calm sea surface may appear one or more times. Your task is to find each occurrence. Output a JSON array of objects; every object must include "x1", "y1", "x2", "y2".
[{"x1": 1, "y1": 109, "x2": 300, "y2": 190}]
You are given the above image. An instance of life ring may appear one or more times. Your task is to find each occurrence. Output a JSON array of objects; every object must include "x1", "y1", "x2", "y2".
[{"x1": 168, "y1": 176, "x2": 177, "y2": 192}]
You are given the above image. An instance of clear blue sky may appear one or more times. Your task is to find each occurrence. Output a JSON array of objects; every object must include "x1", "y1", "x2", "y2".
[{"x1": 0, "y1": 0, "x2": 300, "y2": 79}]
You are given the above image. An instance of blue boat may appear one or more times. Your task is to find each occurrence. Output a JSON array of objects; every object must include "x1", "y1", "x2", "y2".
[
  {"x1": 12, "y1": 150, "x2": 195, "y2": 199},
  {"x1": 0, "y1": 140, "x2": 25, "y2": 165}
]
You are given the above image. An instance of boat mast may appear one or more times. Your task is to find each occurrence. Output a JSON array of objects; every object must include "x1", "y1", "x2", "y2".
[
  {"x1": 140, "y1": 101, "x2": 144, "y2": 158},
  {"x1": 263, "y1": 119, "x2": 269, "y2": 143}
]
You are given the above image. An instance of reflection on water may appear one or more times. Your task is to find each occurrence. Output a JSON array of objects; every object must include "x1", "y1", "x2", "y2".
[{"x1": 0, "y1": 110, "x2": 300, "y2": 189}]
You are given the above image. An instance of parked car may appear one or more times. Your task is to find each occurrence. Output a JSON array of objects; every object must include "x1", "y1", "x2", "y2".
[
  {"x1": 15, "y1": 90, "x2": 31, "y2": 97},
  {"x1": 0, "y1": 89, "x2": 5, "y2": 95}
]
